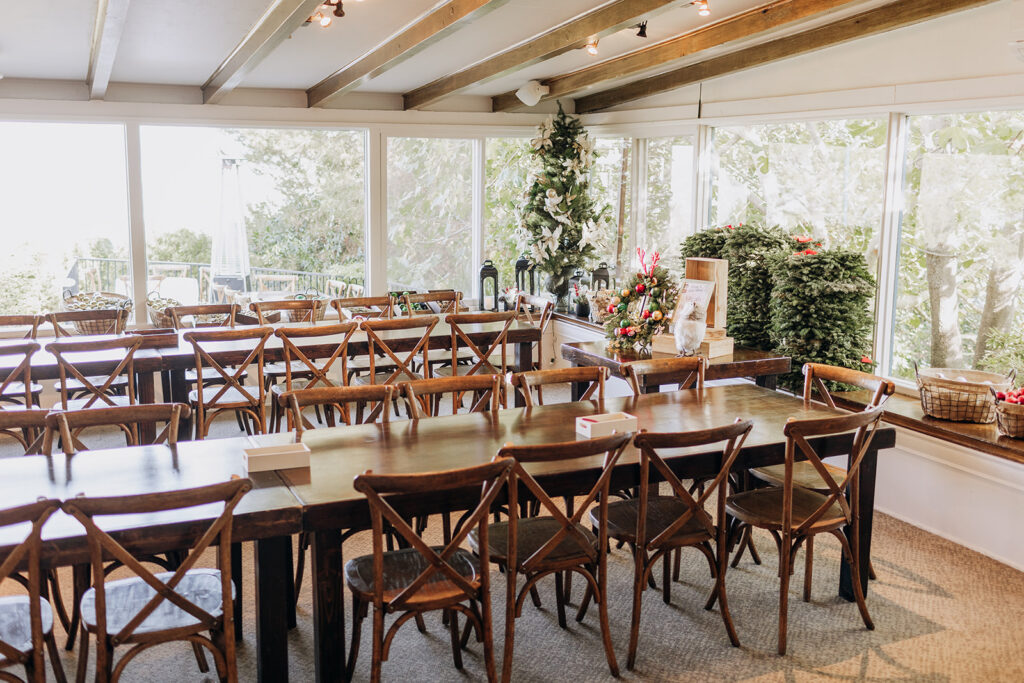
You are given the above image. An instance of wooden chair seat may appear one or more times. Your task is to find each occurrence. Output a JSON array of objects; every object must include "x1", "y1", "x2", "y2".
[
  {"x1": 264, "y1": 359, "x2": 327, "y2": 377},
  {"x1": 184, "y1": 368, "x2": 247, "y2": 384},
  {"x1": 344, "y1": 547, "x2": 481, "y2": 605},
  {"x1": 596, "y1": 496, "x2": 710, "y2": 546},
  {"x1": 80, "y1": 568, "x2": 228, "y2": 637},
  {"x1": 51, "y1": 395, "x2": 132, "y2": 411},
  {"x1": 1, "y1": 381, "x2": 42, "y2": 398},
  {"x1": 0, "y1": 596, "x2": 54, "y2": 659},
  {"x1": 750, "y1": 462, "x2": 846, "y2": 491},
  {"x1": 187, "y1": 386, "x2": 256, "y2": 409},
  {"x1": 726, "y1": 487, "x2": 846, "y2": 532},
  {"x1": 471, "y1": 517, "x2": 597, "y2": 566},
  {"x1": 347, "y1": 355, "x2": 397, "y2": 372},
  {"x1": 351, "y1": 371, "x2": 423, "y2": 386}
]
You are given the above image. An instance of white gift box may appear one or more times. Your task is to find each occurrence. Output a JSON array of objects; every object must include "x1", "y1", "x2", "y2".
[
  {"x1": 575, "y1": 412, "x2": 638, "y2": 439},
  {"x1": 243, "y1": 442, "x2": 311, "y2": 473}
]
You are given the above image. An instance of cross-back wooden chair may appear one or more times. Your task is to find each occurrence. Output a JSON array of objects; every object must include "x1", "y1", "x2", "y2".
[
  {"x1": 0, "y1": 341, "x2": 40, "y2": 410},
  {"x1": 249, "y1": 299, "x2": 324, "y2": 325},
  {"x1": 254, "y1": 273, "x2": 297, "y2": 294},
  {"x1": 41, "y1": 404, "x2": 190, "y2": 456},
  {"x1": 347, "y1": 459, "x2": 513, "y2": 682},
  {"x1": 62, "y1": 478, "x2": 252, "y2": 683},
  {"x1": 45, "y1": 336, "x2": 142, "y2": 411},
  {"x1": 330, "y1": 296, "x2": 392, "y2": 322},
  {"x1": 183, "y1": 327, "x2": 273, "y2": 438},
  {"x1": 166, "y1": 304, "x2": 239, "y2": 330},
  {"x1": 514, "y1": 293, "x2": 554, "y2": 372},
  {"x1": 353, "y1": 316, "x2": 438, "y2": 388},
  {"x1": 400, "y1": 375, "x2": 501, "y2": 420},
  {"x1": 46, "y1": 310, "x2": 128, "y2": 338},
  {"x1": 400, "y1": 291, "x2": 461, "y2": 317},
  {"x1": 621, "y1": 356, "x2": 706, "y2": 396},
  {"x1": 605, "y1": 421, "x2": 753, "y2": 669},
  {"x1": 0, "y1": 315, "x2": 42, "y2": 340},
  {"x1": 0, "y1": 409, "x2": 48, "y2": 455},
  {"x1": 269, "y1": 323, "x2": 357, "y2": 432},
  {"x1": 0, "y1": 498, "x2": 64, "y2": 683},
  {"x1": 740, "y1": 363, "x2": 895, "y2": 584},
  {"x1": 475, "y1": 432, "x2": 630, "y2": 681},
  {"x1": 347, "y1": 283, "x2": 365, "y2": 298},
  {"x1": 726, "y1": 407, "x2": 883, "y2": 655},
  {"x1": 434, "y1": 312, "x2": 516, "y2": 390},
  {"x1": 510, "y1": 366, "x2": 608, "y2": 408}
]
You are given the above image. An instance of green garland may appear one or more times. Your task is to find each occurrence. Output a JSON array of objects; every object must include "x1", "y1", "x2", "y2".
[{"x1": 603, "y1": 254, "x2": 678, "y2": 350}]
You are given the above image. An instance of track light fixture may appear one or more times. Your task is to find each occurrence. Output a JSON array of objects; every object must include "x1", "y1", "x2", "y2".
[
  {"x1": 306, "y1": 1, "x2": 345, "y2": 28},
  {"x1": 693, "y1": 0, "x2": 711, "y2": 17},
  {"x1": 585, "y1": 38, "x2": 599, "y2": 56},
  {"x1": 635, "y1": 21, "x2": 647, "y2": 38}
]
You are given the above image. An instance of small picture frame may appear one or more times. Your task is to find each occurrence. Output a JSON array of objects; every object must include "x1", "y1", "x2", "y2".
[{"x1": 671, "y1": 279, "x2": 716, "y2": 323}]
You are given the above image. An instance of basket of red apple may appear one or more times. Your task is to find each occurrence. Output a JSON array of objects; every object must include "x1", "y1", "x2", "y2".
[{"x1": 992, "y1": 387, "x2": 1024, "y2": 438}]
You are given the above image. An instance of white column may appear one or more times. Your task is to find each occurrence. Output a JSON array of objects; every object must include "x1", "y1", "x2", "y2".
[
  {"x1": 366, "y1": 128, "x2": 386, "y2": 295},
  {"x1": 124, "y1": 122, "x2": 149, "y2": 327},
  {"x1": 691, "y1": 124, "x2": 714, "y2": 234},
  {"x1": 873, "y1": 112, "x2": 909, "y2": 377},
  {"x1": 629, "y1": 137, "x2": 645, "y2": 270},
  {"x1": 472, "y1": 137, "x2": 485, "y2": 306}
]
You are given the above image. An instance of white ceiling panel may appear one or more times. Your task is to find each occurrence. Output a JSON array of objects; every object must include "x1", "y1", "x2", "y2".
[
  {"x1": 0, "y1": 1, "x2": 98, "y2": 80},
  {"x1": 111, "y1": 0, "x2": 272, "y2": 85}
]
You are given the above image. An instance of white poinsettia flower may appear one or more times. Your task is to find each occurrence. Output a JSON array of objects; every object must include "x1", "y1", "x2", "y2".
[
  {"x1": 545, "y1": 188, "x2": 560, "y2": 200},
  {"x1": 538, "y1": 225, "x2": 562, "y2": 257},
  {"x1": 530, "y1": 136, "x2": 552, "y2": 151}
]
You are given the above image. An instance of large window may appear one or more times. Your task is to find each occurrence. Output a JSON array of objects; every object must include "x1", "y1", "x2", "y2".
[
  {"x1": 140, "y1": 126, "x2": 366, "y2": 309},
  {"x1": 591, "y1": 138, "x2": 633, "y2": 278},
  {"x1": 711, "y1": 119, "x2": 887, "y2": 257},
  {"x1": 642, "y1": 135, "x2": 695, "y2": 258},
  {"x1": 386, "y1": 137, "x2": 474, "y2": 293},
  {"x1": 484, "y1": 137, "x2": 532, "y2": 289},
  {"x1": 0, "y1": 122, "x2": 131, "y2": 316},
  {"x1": 891, "y1": 110, "x2": 1024, "y2": 378}
]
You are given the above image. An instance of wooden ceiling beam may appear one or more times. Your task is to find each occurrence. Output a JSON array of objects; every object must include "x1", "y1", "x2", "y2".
[
  {"x1": 308, "y1": 0, "x2": 509, "y2": 108},
  {"x1": 203, "y1": 0, "x2": 325, "y2": 105},
  {"x1": 87, "y1": 0, "x2": 132, "y2": 100},
  {"x1": 403, "y1": 0, "x2": 687, "y2": 111},
  {"x1": 492, "y1": 0, "x2": 860, "y2": 112},
  {"x1": 574, "y1": 0, "x2": 999, "y2": 113}
]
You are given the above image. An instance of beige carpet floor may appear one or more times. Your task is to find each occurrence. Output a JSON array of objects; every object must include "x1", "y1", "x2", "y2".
[{"x1": 4, "y1": 383, "x2": 1024, "y2": 681}]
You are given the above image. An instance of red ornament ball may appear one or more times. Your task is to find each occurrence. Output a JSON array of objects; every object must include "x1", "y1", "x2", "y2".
[
  {"x1": 641, "y1": 310, "x2": 651, "y2": 319},
  {"x1": 635, "y1": 283, "x2": 646, "y2": 294},
  {"x1": 607, "y1": 304, "x2": 615, "y2": 314}
]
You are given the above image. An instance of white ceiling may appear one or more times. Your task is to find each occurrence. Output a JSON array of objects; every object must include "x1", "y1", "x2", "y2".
[{"x1": 0, "y1": 0, "x2": 879, "y2": 105}]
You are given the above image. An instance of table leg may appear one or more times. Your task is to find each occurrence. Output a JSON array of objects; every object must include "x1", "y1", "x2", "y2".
[
  {"x1": 514, "y1": 342, "x2": 532, "y2": 407},
  {"x1": 137, "y1": 372, "x2": 156, "y2": 442},
  {"x1": 755, "y1": 374, "x2": 778, "y2": 390},
  {"x1": 312, "y1": 528, "x2": 346, "y2": 682},
  {"x1": 255, "y1": 536, "x2": 291, "y2": 683},
  {"x1": 641, "y1": 381, "x2": 660, "y2": 395},
  {"x1": 167, "y1": 369, "x2": 191, "y2": 441},
  {"x1": 230, "y1": 542, "x2": 243, "y2": 642},
  {"x1": 840, "y1": 446, "x2": 877, "y2": 601}
]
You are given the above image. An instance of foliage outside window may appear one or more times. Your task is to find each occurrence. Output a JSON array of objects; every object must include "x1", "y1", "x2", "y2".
[
  {"x1": 484, "y1": 137, "x2": 532, "y2": 288},
  {"x1": 643, "y1": 135, "x2": 695, "y2": 268},
  {"x1": 591, "y1": 138, "x2": 633, "y2": 278},
  {"x1": 140, "y1": 126, "x2": 366, "y2": 306},
  {"x1": 0, "y1": 122, "x2": 130, "y2": 315},
  {"x1": 710, "y1": 119, "x2": 887, "y2": 260},
  {"x1": 893, "y1": 111, "x2": 1024, "y2": 378},
  {"x1": 387, "y1": 137, "x2": 473, "y2": 293}
]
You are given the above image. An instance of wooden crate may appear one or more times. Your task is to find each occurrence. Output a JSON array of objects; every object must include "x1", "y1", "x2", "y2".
[{"x1": 684, "y1": 257, "x2": 728, "y2": 329}]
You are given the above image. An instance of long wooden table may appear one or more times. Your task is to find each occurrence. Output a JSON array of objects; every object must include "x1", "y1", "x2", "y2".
[
  {"x1": 278, "y1": 384, "x2": 895, "y2": 682},
  {"x1": 562, "y1": 340, "x2": 792, "y2": 396}
]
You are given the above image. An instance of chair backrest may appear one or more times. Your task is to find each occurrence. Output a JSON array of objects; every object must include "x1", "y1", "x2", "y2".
[
  {"x1": 633, "y1": 420, "x2": 753, "y2": 552},
  {"x1": 184, "y1": 327, "x2": 273, "y2": 410},
  {"x1": 496, "y1": 432, "x2": 630, "y2": 572},
  {"x1": 347, "y1": 283, "x2": 365, "y2": 298},
  {"x1": 446, "y1": 311, "x2": 516, "y2": 382},
  {"x1": 0, "y1": 314, "x2": 41, "y2": 339},
  {"x1": 255, "y1": 273, "x2": 297, "y2": 293},
  {"x1": 353, "y1": 459, "x2": 513, "y2": 613},
  {"x1": 249, "y1": 299, "x2": 324, "y2": 325},
  {"x1": 167, "y1": 304, "x2": 239, "y2": 329},
  {"x1": 0, "y1": 499, "x2": 60, "y2": 677},
  {"x1": 359, "y1": 316, "x2": 439, "y2": 384},
  {"x1": 0, "y1": 408, "x2": 48, "y2": 454},
  {"x1": 510, "y1": 366, "x2": 608, "y2": 407},
  {"x1": 802, "y1": 363, "x2": 895, "y2": 410},
  {"x1": 281, "y1": 385, "x2": 395, "y2": 438},
  {"x1": 401, "y1": 291, "x2": 461, "y2": 317},
  {"x1": 514, "y1": 293, "x2": 553, "y2": 332},
  {"x1": 0, "y1": 340, "x2": 39, "y2": 407},
  {"x1": 61, "y1": 479, "x2": 252, "y2": 653},
  {"x1": 47, "y1": 309, "x2": 128, "y2": 337},
  {"x1": 400, "y1": 375, "x2": 501, "y2": 419},
  {"x1": 330, "y1": 296, "x2": 392, "y2": 321},
  {"x1": 42, "y1": 403, "x2": 190, "y2": 456},
  {"x1": 46, "y1": 335, "x2": 143, "y2": 410},
  {"x1": 621, "y1": 356, "x2": 706, "y2": 396},
  {"x1": 275, "y1": 322, "x2": 358, "y2": 392},
  {"x1": 781, "y1": 407, "x2": 885, "y2": 535}
]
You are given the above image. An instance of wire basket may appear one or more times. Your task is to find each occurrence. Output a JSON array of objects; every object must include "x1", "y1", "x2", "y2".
[
  {"x1": 993, "y1": 392, "x2": 1024, "y2": 438},
  {"x1": 146, "y1": 292, "x2": 180, "y2": 329},
  {"x1": 60, "y1": 291, "x2": 133, "y2": 335},
  {"x1": 285, "y1": 290, "x2": 328, "y2": 323},
  {"x1": 915, "y1": 364, "x2": 1014, "y2": 424}
]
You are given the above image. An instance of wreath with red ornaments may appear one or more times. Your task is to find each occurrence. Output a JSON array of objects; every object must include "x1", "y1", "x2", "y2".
[{"x1": 603, "y1": 249, "x2": 679, "y2": 351}]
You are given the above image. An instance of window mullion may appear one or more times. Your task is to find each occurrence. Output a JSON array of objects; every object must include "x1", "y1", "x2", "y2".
[{"x1": 874, "y1": 112, "x2": 909, "y2": 378}]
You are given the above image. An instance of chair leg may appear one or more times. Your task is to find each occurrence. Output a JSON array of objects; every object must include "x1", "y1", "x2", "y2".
[
  {"x1": 594, "y1": 564, "x2": 619, "y2": 677},
  {"x1": 294, "y1": 533, "x2": 308, "y2": 598},
  {"x1": 777, "y1": 538, "x2": 792, "y2": 655},
  {"x1": 43, "y1": 626, "x2": 67, "y2": 683},
  {"x1": 75, "y1": 626, "x2": 90, "y2": 683},
  {"x1": 803, "y1": 536, "x2": 814, "y2": 602},
  {"x1": 626, "y1": 555, "x2": 646, "y2": 670},
  {"x1": 370, "y1": 604, "x2": 385, "y2": 683},
  {"x1": 501, "y1": 568, "x2": 518, "y2": 683},
  {"x1": 447, "y1": 609, "x2": 463, "y2": 670},
  {"x1": 554, "y1": 572, "x2": 567, "y2": 628},
  {"x1": 833, "y1": 530, "x2": 874, "y2": 631},
  {"x1": 662, "y1": 552, "x2": 672, "y2": 605},
  {"x1": 868, "y1": 559, "x2": 878, "y2": 581},
  {"x1": 673, "y1": 547, "x2": 682, "y2": 582},
  {"x1": 65, "y1": 564, "x2": 89, "y2": 650},
  {"x1": 192, "y1": 641, "x2": 210, "y2": 673},
  {"x1": 346, "y1": 594, "x2": 367, "y2": 681}
]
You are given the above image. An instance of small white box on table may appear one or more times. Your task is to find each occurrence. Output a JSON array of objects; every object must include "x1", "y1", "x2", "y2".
[
  {"x1": 243, "y1": 442, "x2": 311, "y2": 473},
  {"x1": 575, "y1": 412, "x2": 638, "y2": 439}
]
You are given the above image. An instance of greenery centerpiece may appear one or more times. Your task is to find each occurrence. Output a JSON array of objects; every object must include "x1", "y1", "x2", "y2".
[
  {"x1": 516, "y1": 105, "x2": 608, "y2": 311},
  {"x1": 603, "y1": 249, "x2": 678, "y2": 351}
]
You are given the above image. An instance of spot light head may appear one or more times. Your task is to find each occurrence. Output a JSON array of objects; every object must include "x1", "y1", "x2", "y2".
[{"x1": 585, "y1": 38, "x2": 599, "y2": 56}]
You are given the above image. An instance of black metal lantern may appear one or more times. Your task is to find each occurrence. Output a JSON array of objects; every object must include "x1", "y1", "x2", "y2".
[
  {"x1": 569, "y1": 268, "x2": 586, "y2": 291},
  {"x1": 479, "y1": 259, "x2": 499, "y2": 311},
  {"x1": 591, "y1": 262, "x2": 611, "y2": 290},
  {"x1": 514, "y1": 253, "x2": 537, "y2": 295}
]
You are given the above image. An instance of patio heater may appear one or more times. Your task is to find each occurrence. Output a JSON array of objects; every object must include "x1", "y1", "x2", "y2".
[
  {"x1": 514, "y1": 254, "x2": 536, "y2": 295},
  {"x1": 210, "y1": 158, "x2": 251, "y2": 294},
  {"x1": 479, "y1": 260, "x2": 499, "y2": 311}
]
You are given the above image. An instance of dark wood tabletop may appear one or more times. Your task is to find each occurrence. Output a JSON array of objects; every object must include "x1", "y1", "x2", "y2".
[{"x1": 561, "y1": 340, "x2": 791, "y2": 391}]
